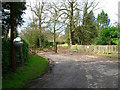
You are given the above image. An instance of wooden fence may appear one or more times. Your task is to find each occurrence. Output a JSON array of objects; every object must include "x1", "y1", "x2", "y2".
[
  {"x1": 29, "y1": 44, "x2": 118, "y2": 54},
  {"x1": 70, "y1": 45, "x2": 118, "y2": 54}
]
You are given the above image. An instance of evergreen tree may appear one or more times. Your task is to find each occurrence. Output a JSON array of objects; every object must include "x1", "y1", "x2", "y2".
[
  {"x1": 81, "y1": 6, "x2": 97, "y2": 44},
  {"x1": 2, "y1": 2, "x2": 26, "y2": 38},
  {"x1": 97, "y1": 10, "x2": 110, "y2": 27}
]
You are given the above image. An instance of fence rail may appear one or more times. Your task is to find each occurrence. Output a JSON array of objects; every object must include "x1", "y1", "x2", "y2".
[{"x1": 70, "y1": 45, "x2": 118, "y2": 54}]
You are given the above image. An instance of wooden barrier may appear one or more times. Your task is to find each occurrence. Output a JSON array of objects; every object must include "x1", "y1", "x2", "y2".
[{"x1": 70, "y1": 45, "x2": 118, "y2": 54}]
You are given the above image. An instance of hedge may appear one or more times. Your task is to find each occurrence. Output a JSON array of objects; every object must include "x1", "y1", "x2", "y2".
[{"x1": 2, "y1": 38, "x2": 29, "y2": 74}]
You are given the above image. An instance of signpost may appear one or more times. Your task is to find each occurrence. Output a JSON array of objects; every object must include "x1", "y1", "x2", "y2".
[{"x1": 13, "y1": 37, "x2": 23, "y2": 65}]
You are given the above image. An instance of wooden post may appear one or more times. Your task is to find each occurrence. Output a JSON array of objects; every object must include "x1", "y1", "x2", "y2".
[
  {"x1": 10, "y1": 3, "x2": 16, "y2": 72},
  {"x1": 55, "y1": 42, "x2": 57, "y2": 53}
]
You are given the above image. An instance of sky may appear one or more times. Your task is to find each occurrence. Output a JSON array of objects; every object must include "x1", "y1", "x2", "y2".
[
  {"x1": 18, "y1": 0, "x2": 120, "y2": 32},
  {"x1": 94, "y1": 0, "x2": 120, "y2": 25}
]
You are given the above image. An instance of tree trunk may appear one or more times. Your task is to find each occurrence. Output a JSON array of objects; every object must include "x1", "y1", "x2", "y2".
[
  {"x1": 10, "y1": 3, "x2": 16, "y2": 72},
  {"x1": 69, "y1": 2, "x2": 74, "y2": 46},
  {"x1": 5, "y1": 25, "x2": 10, "y2": 39},
  {"x1": 53, "y1": 20, "x2": 57, "y2": 53},
  {"x1": 39, "y1": 17, "x2": 42, "y2": 48}
]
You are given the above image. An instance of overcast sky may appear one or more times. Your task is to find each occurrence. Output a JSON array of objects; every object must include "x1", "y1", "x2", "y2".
[
  {"x1": 18, "y1": 0, "x2": 120, "y2": 32},
  {"x1": 94, "y1": 0, "x2": 120, "y2": 25}
]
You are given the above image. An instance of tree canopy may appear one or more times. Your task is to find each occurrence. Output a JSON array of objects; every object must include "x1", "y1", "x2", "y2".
[
  {"x1": 93, "y1": 26, "x2": 119, "y2": 45},
  {"x1": 20, "y1": 0, "x2": 119, "y2": 46},
  {"x1": 97, "y1": 10, "x2": 110, "y2": 27},
  {"x1": 2, "y1": 2, "x2": 26, "y2": 37}
]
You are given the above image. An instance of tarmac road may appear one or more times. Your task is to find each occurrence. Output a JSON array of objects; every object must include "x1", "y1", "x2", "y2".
[{"x1": 29, "y1": 51, "x2": 118, "y2": 88}]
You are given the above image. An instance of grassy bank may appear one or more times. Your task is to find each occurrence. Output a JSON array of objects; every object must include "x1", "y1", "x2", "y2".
[
  {"x1": 2, "y1": 55, "x2": 48, "y2": 88},
  {"x1": 95, "y1": 53, "x2": 118, "y2": 58}
]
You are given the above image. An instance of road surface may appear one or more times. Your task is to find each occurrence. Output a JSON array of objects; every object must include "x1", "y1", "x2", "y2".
[{"x1": 29, "y1": 51, "x2": 118, "y2": 88}]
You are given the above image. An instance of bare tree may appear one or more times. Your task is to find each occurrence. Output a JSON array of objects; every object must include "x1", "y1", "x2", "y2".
[
  {"x1": 28, "y1": 0, "x2": 48, "y2": 47},
  {"x1": 82, "y1": 0, "x2": 99, "y2": 25},
  {"x1": 47, "y1": 2, "x2": 65, "y2": 53},
  {"x1": 59, "y1": 0, "x2": 82, "y2": 45}
]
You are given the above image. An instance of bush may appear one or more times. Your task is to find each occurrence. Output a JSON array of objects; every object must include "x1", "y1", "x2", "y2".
[
  {"x1": 41, "y1": 40, "x2": 49, "y2": 48},
  {"x1": 2, "y1": 38, "x2": 29, "y2": 74},
  {"x1": 93, "y1": 26, "x2": 119, "y2": 45},
  {"x1": 22, "y1": 39, "x2": 29, "y2": 62},
  {"x1": 66, "y1": 38, "x2": 70, "y2": 45},
  {"x1": 2, "y1": 38, "x2": 11, "y2": 73},
  {"x1": 41, "y1": 40, "x2": 53, "y2": 48}
]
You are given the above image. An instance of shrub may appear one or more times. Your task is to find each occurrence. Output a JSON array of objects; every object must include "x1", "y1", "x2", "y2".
[
  {"x1": 22, "y1": 39, "x2": 29, "y2": 62},
  {"x1": 92, "y1": 26, "x2": 119, "y2": 45},
  {"x1": 41, "y1": 40, "x2": 49, "y2": 48},
  {"x1": 2, "y1": 38, "x2": 11, "y2": 73},
  {"x1": 2, "y1": 38, "x2": 29, "y2": 74},
  {"x1": 41, "y1": 40, "x2": 53, "y2": 48}
]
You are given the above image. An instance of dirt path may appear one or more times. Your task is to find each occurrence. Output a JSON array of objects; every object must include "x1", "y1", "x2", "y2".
[{"x1": 29, "y1": 51, "x2": 118, "y2": 88}]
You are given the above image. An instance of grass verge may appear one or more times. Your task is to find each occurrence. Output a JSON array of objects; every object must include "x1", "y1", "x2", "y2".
[
  {"x1": 2, "y1": 55, "x2": 48, "y2": 88},
  {"x1": 95, "y1": 53, "x2": 118, "y2": 58}
]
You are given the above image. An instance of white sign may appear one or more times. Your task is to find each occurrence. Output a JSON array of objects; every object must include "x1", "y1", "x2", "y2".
[{"x1": 87, "y1": 46, "x2": 89, "y2": 48}]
